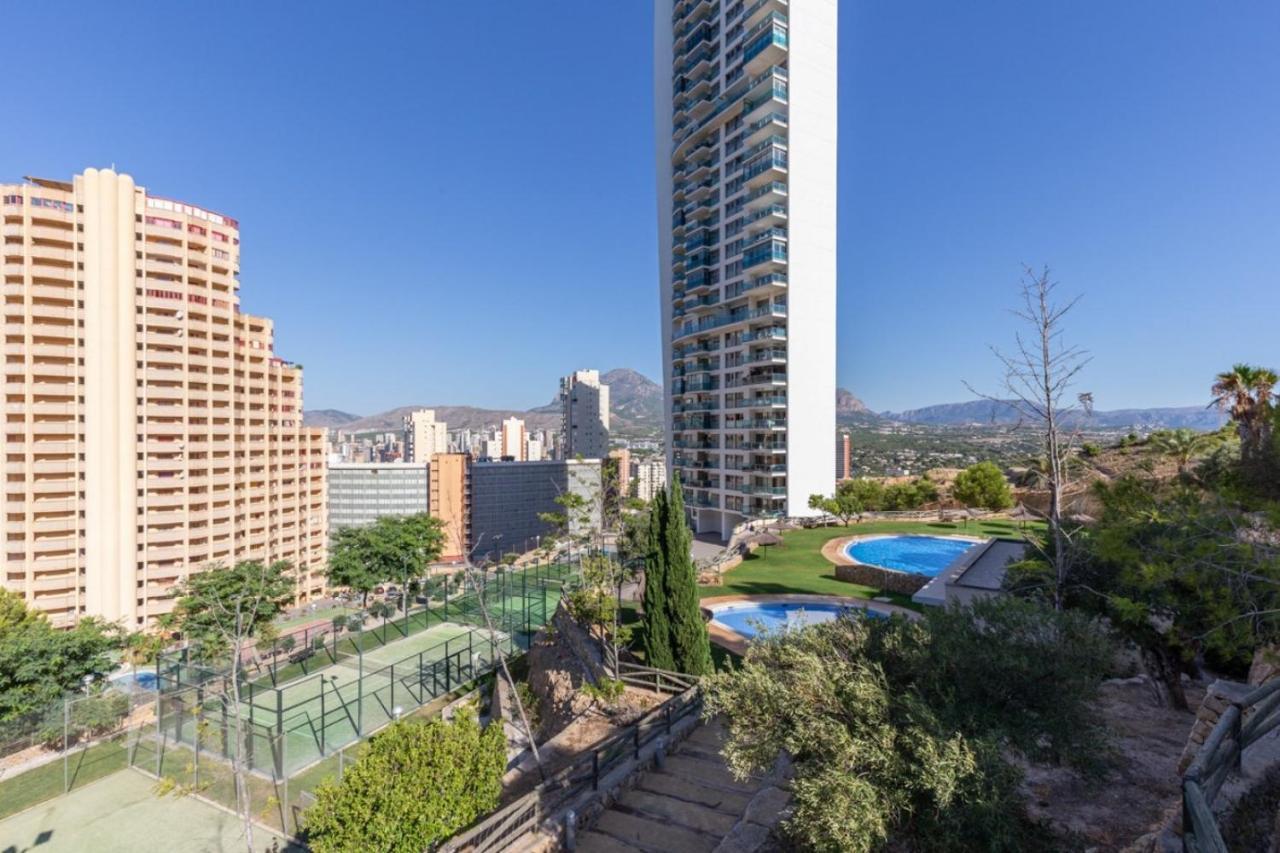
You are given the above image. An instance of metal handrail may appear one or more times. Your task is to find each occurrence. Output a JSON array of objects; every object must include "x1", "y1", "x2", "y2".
[
  {"x1": 1181, "y1": 678, "x2": 1280, "y2": 851},
  {"x1": 440, "y1": 662, "x2": 702, "y2": 852}
]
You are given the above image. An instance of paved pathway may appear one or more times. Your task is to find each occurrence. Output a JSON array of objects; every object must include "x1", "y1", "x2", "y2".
[{"x1": 577, "y1": 720, "x2": 789, "y2": 853}]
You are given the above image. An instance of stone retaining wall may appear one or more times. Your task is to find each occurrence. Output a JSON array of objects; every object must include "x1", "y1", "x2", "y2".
[{"x1": 834, "y1": 563, "x2": 930, "y2": 596}]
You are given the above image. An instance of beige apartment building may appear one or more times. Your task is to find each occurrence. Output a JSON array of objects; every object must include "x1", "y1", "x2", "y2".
[{"x1": 1, "y1": 169, "x2": 328, "y2": 628}]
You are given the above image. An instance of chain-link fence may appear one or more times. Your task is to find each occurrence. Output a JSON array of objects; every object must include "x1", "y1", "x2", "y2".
[{"x1": 0, "y1": 687, "x2": 157, "y2": 821}]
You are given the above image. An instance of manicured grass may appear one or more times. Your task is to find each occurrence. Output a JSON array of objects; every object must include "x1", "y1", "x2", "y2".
[
  {"x1": 699, "y1": 519, "x2": 1041, "y2": 605},
  {"x1": 0, "y1": 736, "x2": 130, "y2": 820}
]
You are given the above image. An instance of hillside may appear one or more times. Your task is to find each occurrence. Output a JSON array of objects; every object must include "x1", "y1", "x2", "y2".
[
  {"x1": 306, "y1": 377, "x2": 1226, "y2": 438},
  {"x1": 305, "y1": 368, "x2": 664, "y2": 435},
  {"x1": 885, "y1": 399, "x2": 1226, "y2": 431},
  {"x1": 303, "y1": 409, "x2": 362, "y2": 429}
]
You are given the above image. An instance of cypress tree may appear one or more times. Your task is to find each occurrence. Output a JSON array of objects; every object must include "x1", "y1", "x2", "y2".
[
  {"x1": 640, "y1": 489, "x2": 675, "y2": 670},
  {"x1": 662, "y1": 479, "x2": 713, "y2": 676}
]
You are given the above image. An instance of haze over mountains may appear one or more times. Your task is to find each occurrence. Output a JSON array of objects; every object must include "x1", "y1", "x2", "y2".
[{"x1": 305, "y1": 370, "x2": 1226, "y2": 434}]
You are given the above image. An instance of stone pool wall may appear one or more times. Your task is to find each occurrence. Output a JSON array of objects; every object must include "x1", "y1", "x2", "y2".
[{"x1": 834, "y1": 563, "x2": 930, "y2": 595}]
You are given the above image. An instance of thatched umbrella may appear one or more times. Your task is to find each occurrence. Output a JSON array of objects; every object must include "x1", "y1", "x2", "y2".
[
  {"x1": 750, "y1": 530, "x2": 784, "y2": 559},
  {"x1": 1008, "y1": 504, "x2": 1039, "y2": 531}
]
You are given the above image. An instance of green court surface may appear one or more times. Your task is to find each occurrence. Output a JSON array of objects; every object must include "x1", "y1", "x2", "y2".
[
  {"x1": 241, "y1": 621, "x2": 514, "y2": 774},
  {"x1": 0, "y1": 769, "x2": 299, "y2": 853}
]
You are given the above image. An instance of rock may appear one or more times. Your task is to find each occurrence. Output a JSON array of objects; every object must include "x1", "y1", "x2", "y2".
[{"x1": 1250, "y1": 646, "x2": 1280, "y2": 686}]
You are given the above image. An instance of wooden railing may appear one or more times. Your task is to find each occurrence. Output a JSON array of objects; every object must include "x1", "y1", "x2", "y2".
[
  {"x1": 440, "y1": 662, "x2": 702, "y2": 852},
  {"x1": 1182, "y1": 679, "x2": 1280, "y2": 852}
]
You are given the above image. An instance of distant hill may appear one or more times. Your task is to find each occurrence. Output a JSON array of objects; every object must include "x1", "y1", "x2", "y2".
[
  {"x1": 884, "y1": 399, "x2": 1227, "y2": 431},
  {"x1": 306, "y1": 378, "x2": 1226, "y2": 437},
  {"x1": 306, "y1": 368, "x2": 664, "y2": 435},
  {"x1": 303, "y1": 409, "x2": 362, "y2": 429}
]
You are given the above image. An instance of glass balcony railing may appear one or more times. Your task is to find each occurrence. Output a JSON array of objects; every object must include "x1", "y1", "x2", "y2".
[{"x1": 743, "y1": 240, "x2": 787, "y2": 270}]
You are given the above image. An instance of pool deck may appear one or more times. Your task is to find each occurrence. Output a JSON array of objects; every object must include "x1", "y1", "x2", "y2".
[
  {"x1": 820, "y1": 532, "x2": 988, "y2": 569},
  {"x1": 701, "y1": 594, "x2": 918, "y2": 655}
]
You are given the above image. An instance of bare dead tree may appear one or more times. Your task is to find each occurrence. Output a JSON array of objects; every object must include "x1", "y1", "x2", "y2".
[
  {"x1": 461, "y1": 534, "x2": 544, "y2": 779},
  {"x1": 967, "y1": 266, "x2": 1092, "y2": 609}
]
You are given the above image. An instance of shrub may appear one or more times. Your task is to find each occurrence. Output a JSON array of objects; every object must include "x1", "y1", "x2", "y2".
[
  {"x1": 581, "y1": 678, "x2": 625, "y2": 704},
  {"x1": 952, "y1": 461, "x2": 1014, "y2": 511},
  {"x1": 306, "y1": 710, "x2": 505, "y2": 852},
  {"x1": 705, "y1": 600, "x2": 1109, "y2": 851}
]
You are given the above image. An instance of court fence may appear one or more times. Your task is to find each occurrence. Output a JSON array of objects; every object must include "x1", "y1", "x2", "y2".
[
  {"x1": 0, "y1": 558, "x2": 585, "y2": 837},
  {"x1": 155, "y1": 560, "x2": 580, "y2": 778}
]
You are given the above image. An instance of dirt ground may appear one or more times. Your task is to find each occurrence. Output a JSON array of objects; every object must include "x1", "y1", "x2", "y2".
[{"x1": 1019, "y1": 677, "x2": 1205, "y2": 850}]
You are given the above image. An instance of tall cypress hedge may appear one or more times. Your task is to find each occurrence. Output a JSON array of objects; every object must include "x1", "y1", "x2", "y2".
[
  {"x1": 641, "y1": 489, "x2": 674, "y2": 670},
  {"x1": 663, "y1": 479, "x2": 713, "y2": 676}
]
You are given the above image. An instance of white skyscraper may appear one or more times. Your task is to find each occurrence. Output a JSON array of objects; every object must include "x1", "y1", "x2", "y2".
[
  {"x1": 501, "y1": 416, "x2": 527, "y2": 461},
  {"x1": 403, "y1": 409, "x2": 447, "y2": 463},
  {"x1": 656, "y1": 0, "x2": 837, "y2": 538},
  {"x1": 559, "y1": 369, "x2": 611, "y2": 460}
]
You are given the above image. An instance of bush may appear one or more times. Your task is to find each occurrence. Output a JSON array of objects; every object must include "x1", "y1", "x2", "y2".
[
  {"x1": 704, "y1": 599, "x2": 1109, "y2": 851},
  {"x1": 581, "y1": 678, "x2": 625, "y2": 704},
  {"x1": 952, "y1": 461, "x2": 1014, "y2": 511},
  {"x1": 306, "y1": 710, "x2": 505, "y2": 852}
]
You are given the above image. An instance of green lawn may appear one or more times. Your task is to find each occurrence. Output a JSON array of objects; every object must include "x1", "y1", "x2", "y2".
[{"x1": 699, "y1": 519, "x2": 1040, "y2": 605}]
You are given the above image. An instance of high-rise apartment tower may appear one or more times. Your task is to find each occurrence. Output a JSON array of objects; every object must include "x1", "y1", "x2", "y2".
[
  {"x1": 402, "y1": 409, "x2": 447, "y2": 464},
  {"x1": 656, "y1": 0, "x2": 837, "y2": 538},
  {"x1": 559, "y1": 369, "x2": 610, "y2": 460},
  {"x1": 0, "y1": 169, "x2": 328, "y2": 627}
]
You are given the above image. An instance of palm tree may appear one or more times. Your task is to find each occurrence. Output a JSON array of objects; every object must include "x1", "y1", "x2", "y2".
[
  {"x1": 1149, "y1": 428, "x2": 1213, "y2": 474},
  {"x1": 1211, "y1": 364, "x2": 1278, "y2": 463}
]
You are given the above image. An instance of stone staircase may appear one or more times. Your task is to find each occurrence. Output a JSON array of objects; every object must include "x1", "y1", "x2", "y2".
[{"x1": 576, "y1": 720, "x2": 790, "y2": 853}]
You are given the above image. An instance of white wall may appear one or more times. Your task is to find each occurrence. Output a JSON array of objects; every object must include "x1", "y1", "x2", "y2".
[
  {"x1": 785, "y1": 0, "x2": 839, "y2": 518},
  {"x1": 655, "y1": 0, "x2": 677, "y2": 508}
]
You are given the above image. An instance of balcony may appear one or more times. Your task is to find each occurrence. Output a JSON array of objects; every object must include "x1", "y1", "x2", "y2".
[{"x1": 743, "y1": 20, "x2": 788, "y2": 73}]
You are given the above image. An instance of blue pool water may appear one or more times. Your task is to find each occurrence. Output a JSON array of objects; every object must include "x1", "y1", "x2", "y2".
[
  {"x1": 845, "y1": 535, "x2": 978, "y2": 577},
  {"x1": 111, "y1": 670, "x2": 159, "y2": 691},
  {"x1": 710, "y1": 602, "x2": 874, "y2": 639}
]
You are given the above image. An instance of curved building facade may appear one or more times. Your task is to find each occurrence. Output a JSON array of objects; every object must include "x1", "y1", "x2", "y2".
[{"x1": 1, "y1": 169, "x2": 327, "y2": 628}]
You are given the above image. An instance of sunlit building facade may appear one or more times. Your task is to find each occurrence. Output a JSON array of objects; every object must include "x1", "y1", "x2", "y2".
[
  {"x1": 0, "y1": 169, "x2": 328, "y2": 627},
  {"x1": 656, "y1": 0, "x2": 837, "y2": 538}
]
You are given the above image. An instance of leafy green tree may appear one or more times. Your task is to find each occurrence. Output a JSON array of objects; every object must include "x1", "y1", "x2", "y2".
[
  {"x1": 169, "y1": 560, "x2": 294, "y2": 852},
  {"x1": 882, "y1": 478, "x2": 939, "y2": 511},
  {"x1": 327, "y1": 525, "x2": 383, "y2": 607},
  {"x1": 662, "y1": 480, "x2": 713, "y2": 676},
  {"x1": 306, "y1": 710, "x2": 505, "y2": 853},
  {"x1": 0, "y1": 589, "x2": 117, "y2": 734},
  {"x1": 704, "y1": 607, "x2": 1075, "y2": 852},
  {"x1": 640, "y1": 489, "x2": 674, "y2": 670},
  {"x1": 952, "y1": 462, "x2": 1014, "y2": 511},
  {"x1": 1009, "y1": 474, "x2": 1280, "y2": 709},
  {"x1": 809, "y1": 478, "x2": 885, "y2": 524}
]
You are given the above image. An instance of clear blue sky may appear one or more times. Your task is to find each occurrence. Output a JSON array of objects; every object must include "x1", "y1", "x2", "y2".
[{"x1": 3, "y1": 2, "x2": 1277, "y2": 414}]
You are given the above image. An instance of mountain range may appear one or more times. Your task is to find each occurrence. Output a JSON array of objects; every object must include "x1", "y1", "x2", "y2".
[{"x1": 305, "y1": 371, "x2": 1226, "y2": 434}]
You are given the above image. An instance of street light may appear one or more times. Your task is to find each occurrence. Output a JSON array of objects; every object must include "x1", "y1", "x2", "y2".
[{"x1": 392, "y1": 705, "x2": 403, "y2": 722}]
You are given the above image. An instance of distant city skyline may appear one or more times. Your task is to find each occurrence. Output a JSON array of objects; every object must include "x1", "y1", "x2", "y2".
[{"x1": 3, "y1": 2, "x2": 1276, "y2": 414}]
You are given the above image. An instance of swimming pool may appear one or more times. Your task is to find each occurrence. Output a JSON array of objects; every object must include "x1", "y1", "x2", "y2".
[
  {"x1": 844, "y1": 535, "x2": 980, "y2": 577},
  {"x1": 111, "y1": 669, "x2": 159, "y2": 691},
  {"x1": 708, "y1": 601, "x2": 874, "y2": 639}
]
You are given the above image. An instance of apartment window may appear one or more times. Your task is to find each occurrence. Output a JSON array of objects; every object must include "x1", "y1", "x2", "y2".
[{"x1": 1, "y1": 195, "x2": 21, "y2": 206}]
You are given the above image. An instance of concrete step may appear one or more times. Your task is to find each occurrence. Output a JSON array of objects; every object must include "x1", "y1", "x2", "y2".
[
  {"x1": 663, "y1": 754, "x2": 760, "y2": 794},
  {"x1": 590, "y1": 809, "x2": 722, "y2": 853},
  {"x1": 576, "y1": 829, "x2": 647, "y2": 853},
  {"x1": 636, "y1": 772, "x2": 753, "y2": 813},
  {"x1": 616, "y1": 788, "x2": 740, "y2": 835}
]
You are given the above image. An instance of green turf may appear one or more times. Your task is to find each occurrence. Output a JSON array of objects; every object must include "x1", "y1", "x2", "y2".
[
  {"x1": 699, "y1": 519, "x2": 1041, "y2": 604},
  {"x1": 0, "y1": 769, "x2": 299, "y2": 853},
  {"x1": 0, "y1": 735, "x2": 132, "y2": 821}
]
